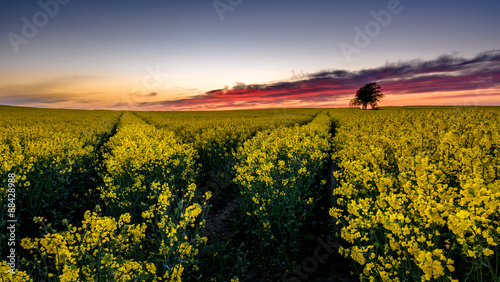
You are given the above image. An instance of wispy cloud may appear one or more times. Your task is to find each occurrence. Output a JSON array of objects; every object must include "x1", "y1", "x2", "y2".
[
  {"x1": 142, "y1": 50, "x2": 500, "y2": 110},
  {"x1": 0, "y1": 93, "x2": 71, "y2": 105},
  {"x1": 0, "y1": 75, "x2": 101, "y2": 95},
  {"x1": 0, "y1": 74, "x2": 126, "y2": 109}
]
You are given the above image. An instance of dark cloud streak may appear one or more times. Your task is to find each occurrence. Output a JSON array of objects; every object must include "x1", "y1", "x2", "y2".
[{"x1": 141, "y1": 50, "x2": 500, "y2": 110}]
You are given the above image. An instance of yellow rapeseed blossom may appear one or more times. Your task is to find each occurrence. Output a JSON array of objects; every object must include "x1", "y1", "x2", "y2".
[{"x1": 330, "y1": 108, "x2": 500, "y2": 281}]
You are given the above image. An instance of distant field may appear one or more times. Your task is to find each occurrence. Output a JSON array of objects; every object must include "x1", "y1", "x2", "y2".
[{"x1": 1, "y1": 105, "x2": 499, "y2": 281}]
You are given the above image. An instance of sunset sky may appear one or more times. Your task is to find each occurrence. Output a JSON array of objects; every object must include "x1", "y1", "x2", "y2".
[{"x1": 1, "y1": 0, "x2": 499, "y2": 110}]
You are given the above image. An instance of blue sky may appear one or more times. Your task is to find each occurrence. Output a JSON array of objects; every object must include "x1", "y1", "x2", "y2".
[{"x1": 1, "y1": 0, "x2": 499, "y2": 110}]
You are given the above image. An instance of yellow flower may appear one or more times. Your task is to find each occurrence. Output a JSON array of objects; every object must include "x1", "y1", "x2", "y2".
[{"x1": 483, "y1": 248, "x2": 494, "y2": 256}]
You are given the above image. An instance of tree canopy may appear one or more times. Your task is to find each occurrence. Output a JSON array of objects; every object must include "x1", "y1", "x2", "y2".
[{"x1": 349, "y1": 82, "x2": 384, "y2": 110}]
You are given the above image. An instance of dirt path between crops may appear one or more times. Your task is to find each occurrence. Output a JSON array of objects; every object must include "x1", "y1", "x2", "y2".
[
  {"x1": 307, "y1": 160, "x2": 358, "y2": 282},
  {"x1": 310, "y1": 120, "x2": 358, "y2": 282},
  {"x1": 201, "y1": 180, "x2": 272, "y2": 281}
]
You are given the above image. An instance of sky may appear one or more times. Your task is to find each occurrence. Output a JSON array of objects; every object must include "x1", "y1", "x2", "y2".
[{"x1": 0, "y1": 0, "x2": 499, "y2": 111}]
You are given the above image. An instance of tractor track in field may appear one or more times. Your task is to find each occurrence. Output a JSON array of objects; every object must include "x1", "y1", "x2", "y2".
[
  {"x1": 199, "y1": 174, "x2": 272, "y2": 281},
  {"x1": 306, "y1": 153, "x2": 358, "y2": 282},
  {"x1": 284, "y1": 116, "x2": 357, "y2": 282}
]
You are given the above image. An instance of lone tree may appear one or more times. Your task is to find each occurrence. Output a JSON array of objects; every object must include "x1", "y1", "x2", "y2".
[{"x1": 349, "y1": 82, "x2": 384, "y2": 110}]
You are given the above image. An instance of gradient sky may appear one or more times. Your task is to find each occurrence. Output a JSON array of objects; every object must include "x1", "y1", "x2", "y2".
[{"x1": 1, "y1": 0, "x2": 499, "y2": 110}]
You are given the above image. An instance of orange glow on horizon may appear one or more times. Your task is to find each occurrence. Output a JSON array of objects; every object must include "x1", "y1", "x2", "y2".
[{"x1": 2, "y1": 51, "x2": 499, "y2": 111}]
